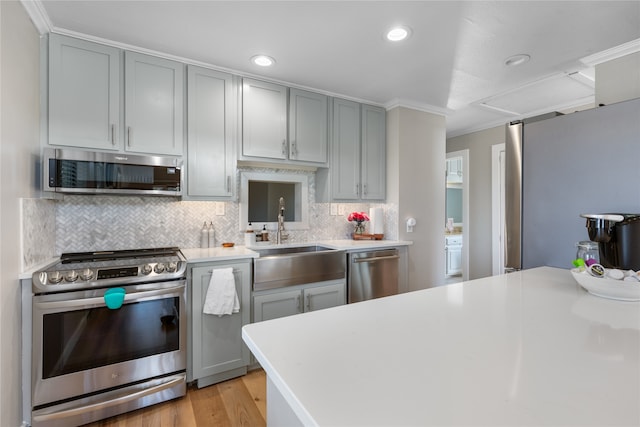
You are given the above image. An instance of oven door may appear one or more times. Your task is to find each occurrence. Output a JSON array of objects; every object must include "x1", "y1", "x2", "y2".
[{"x1": 32, "y1": 280, "x2": 186, "y2": 408}]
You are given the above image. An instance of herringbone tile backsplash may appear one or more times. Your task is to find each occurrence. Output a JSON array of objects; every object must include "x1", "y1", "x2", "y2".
[{"x1": 21, "y1": 168, "x2": 398, "y2": 267}]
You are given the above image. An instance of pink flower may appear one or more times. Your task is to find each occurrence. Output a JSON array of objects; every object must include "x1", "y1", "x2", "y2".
[{"x1": 348, "y1": 211, "x2": 370, "y2": 222}]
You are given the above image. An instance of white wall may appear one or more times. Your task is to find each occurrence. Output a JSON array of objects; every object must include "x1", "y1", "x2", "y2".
[
  {"x1": 388, "y1": 107, "x2": 446, "y2": 290},
  {"x1": 447, "y1": 125, "x2": 505, "y2": 280},
  {"x1": 0, "y1": 1, "x2": 41, "y2": 425}
]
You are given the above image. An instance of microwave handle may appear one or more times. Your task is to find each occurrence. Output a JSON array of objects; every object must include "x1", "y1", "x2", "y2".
[{"x1": 34, "y1": 285, "x2": 184, "y2": 310}]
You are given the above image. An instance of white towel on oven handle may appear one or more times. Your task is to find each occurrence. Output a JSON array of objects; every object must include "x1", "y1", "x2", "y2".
[{"x1": 203, "y1": 267, "x2": 239, "y2": 316}]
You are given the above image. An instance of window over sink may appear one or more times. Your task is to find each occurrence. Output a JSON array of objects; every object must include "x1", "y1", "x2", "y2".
[{"x1": 239, "y1": 172, "x2": 309, "y2": 231}]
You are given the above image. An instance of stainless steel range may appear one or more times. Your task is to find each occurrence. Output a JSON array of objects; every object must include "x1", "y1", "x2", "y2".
[{"x1": 30, "y1": 247, "x2": 187, "y2": 427}]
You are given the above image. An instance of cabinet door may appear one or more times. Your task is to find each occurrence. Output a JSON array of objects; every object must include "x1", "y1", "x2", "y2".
[
  {"x1": 48, "y1": 34, "x2": 120, "y2": 150},
  {"x1": 361, "y1": 105, "x2": 386, "y2": 200},
  {"x1": 304, "y1": 281, "x2": 346, "y2": 312},
  {"x1": 187, "y1": 66, "x2": 235, "y2": 198},
  {"x1": 331, "y1": 98, "x2": 361, "y2": 200},
  {"x1": 253, "y1": 290, "x2": 302, "y2": 322},
  {"x1": 191, "y1": 262, "x2": 251, "y2": 381},
  {"x1": 242, "y1": 78, "x2": 287, "y2": 159},
  {"x1": 124, "y1": 51, "x2": 184, "y2": 155},
  {"x1": 289, "y1": 88, "x2": 328, "y2": 164},
  {"x1": 446, "y1": 246, "x2": 462, "y2": 276}
]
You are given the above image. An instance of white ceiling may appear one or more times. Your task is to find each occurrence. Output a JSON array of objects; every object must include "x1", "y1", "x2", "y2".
[{"x1": 34, "y1": 0, "x2": 640, "y2": 137}]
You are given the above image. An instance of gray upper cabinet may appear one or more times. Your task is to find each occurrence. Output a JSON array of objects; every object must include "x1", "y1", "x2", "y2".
[
  {"x1": 241, "y1": 78, "x2": 287, "y2": 160},
  {"x1": 48, "y1": 34, "x2": 121, "y2": 150},
  {"x1": 48, "y1": 35, "x2": 184, "y2": 156},
  {"x1": 330, "y1": 99, "x2": 386, "y2": 201},
  {"x1": 241, "y1": 79, "x2": 328, "y2": 166},
  {"x1": 186, "y1": 66, "x2": 235, "y2": 199},
  {"x1": 124, "y1": 52, "x2": 184, "y2": 156},
  {"x1": 360, "y1": 104, "x2": 386, "y2": 200},
  {"x1": 331, "y1": 98, "x2": 361, "y2": 199},
  {"x1": 288, "y1": 88, "x2": 328, "y2": 164}
]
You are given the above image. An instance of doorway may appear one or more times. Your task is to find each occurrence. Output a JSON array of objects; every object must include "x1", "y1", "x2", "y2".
[
  {"x1": 445, "y1": 150, "x2": 469, "y2": 283},
  {"x1": 491, "y1": 143, "x2": 506, "y2": 275}
]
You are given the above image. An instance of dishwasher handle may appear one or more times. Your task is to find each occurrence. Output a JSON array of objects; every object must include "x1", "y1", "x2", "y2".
[{"x1": 353, "y1": 254, "x2": 399, "y2": 263}]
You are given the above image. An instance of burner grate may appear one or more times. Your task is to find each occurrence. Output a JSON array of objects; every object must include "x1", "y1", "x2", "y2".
[{"x1": 60, "y1": 247, "x2": 181, "y2": 264}]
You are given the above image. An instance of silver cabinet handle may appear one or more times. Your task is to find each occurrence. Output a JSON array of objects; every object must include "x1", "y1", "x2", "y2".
[
  {"x1": 281, "y1": 140, "x2": 287, "y2": 156},
  {"x1": 353, "y1": 255, "x2": 400, "y2": 263},
  {"x1": 305, "y1": 293, "x2": 311, "y2": 311},
  {"x1": 226, "y1": 176, "x2": 230, "y2": 193},
  {"x1": 355, "y1": 183, "x2": 359, "y2": 196},
  {"x1": 363, "y1": 184, "x2": 368, "y2": 196},
  {"x1": 291, "y1": 141, "x2": 297, "y2": 158},
  {"x1": 110, "y1": 124, "x2": 116, "y2": 146},
  {"x1": 127, "y1": 126, "x2": 132, "y2": 147},
  {"x1": 296, "y1": 294, "x2": 302, "y2": 313}
]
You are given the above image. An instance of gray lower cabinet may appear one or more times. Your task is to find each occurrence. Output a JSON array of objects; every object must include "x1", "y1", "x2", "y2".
[
  {"x1": 188, "y1": 260, "x2": 251, "y2": 388},
  {"x1": 253, "y1": 280, "x2": 346, "y2": 323}
]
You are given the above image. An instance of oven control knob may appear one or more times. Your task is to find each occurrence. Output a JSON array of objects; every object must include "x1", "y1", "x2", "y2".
[
  {"x1": 166, "y1": 262, "x2": 178, "y2": 273},
  {"x1": 79, "y1": 268, "x2": 94, "y2": 281},
  {"x1": 154, "y1": 263, "x2": 166, "y2": 274},
  {"x1": 65, "y1": 270, "x2": 79, "y2": 282},
  {"x1": 141, "y1": 264, "x2": 153, "y2": 275},
  {"x1": 48, "y1": 271, "x2": 63, "y2": 284}
]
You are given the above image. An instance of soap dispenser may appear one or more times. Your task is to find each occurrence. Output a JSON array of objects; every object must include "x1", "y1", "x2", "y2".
[
  {"x1": 208, "y1": 221, "x2": 215, "y2": 248},
  {"x1": 200, "y1": 221, "x2": 209, "y2": 248}
]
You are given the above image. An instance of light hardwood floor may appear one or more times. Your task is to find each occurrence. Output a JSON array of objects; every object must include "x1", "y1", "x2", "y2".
[{"x1": 83, "y1": 369, "x2": 266, "y2": 427}]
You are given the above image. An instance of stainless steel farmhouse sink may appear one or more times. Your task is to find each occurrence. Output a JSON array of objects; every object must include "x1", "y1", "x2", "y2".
[{"x1": 253, "y1": 245, "x2": 346, "y2": 291}]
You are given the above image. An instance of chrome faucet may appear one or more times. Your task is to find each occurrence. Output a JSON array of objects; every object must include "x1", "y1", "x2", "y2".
[{"x1": 276, "y1": 196, "x2": 288, "y2": 244}]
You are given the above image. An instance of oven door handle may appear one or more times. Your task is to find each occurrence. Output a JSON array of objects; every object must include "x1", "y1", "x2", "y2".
[{"x1": 34, "y1": 285, "x2": 184, "y2": 310}]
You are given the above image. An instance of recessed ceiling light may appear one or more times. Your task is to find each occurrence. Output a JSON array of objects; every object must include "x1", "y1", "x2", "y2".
[
  {"x1": 251, "y1": 55, "x2": 275, "y2": 67},
  {"x1": 504, "y1": 54, "x2": 531, "y2": 67},
  {"x1": 386, "y1": 26, "x2": 411, "y2": 42}
]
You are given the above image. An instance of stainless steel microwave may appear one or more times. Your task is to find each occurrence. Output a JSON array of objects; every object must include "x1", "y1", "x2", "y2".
[{"x1": 44, "y1": 148, "x2": 182, "y2": 196}]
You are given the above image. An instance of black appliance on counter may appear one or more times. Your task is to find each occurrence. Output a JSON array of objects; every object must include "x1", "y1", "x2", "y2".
[{"x1": 581, "y1": 214, "x2": 640, "y2": 270}]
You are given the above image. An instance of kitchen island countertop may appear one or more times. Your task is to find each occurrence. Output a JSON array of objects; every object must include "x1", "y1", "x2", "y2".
[{"x1": 242, "y1": 267, "x2": 640, "y2": 426}]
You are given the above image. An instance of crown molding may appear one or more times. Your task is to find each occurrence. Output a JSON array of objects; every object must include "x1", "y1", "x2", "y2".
[
  {"x1": 580, "y1": 38, "x2": 640, "y2": 67},
  {"x1": 20, "y1": 0, "x2": 51, "y2": 35},
  {"x1": 384, "y1": 98, "x2": 450, "y2": 116}
]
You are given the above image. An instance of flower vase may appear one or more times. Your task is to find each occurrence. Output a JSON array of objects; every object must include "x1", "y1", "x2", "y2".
[{"x1": 354, "y1": 222, "x2": 365, "y2": 235}]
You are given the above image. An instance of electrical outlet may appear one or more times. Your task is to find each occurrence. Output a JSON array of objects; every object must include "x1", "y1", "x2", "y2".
[
  {"x1": 215, "y1": 202, "x2": 225, "y2": 216},
  {"x1": 330, "y1": 203, "x2": 338, "y2": 215},
  {"x1": 338, "y1": 204, "x2": 345, "y2": 215}
]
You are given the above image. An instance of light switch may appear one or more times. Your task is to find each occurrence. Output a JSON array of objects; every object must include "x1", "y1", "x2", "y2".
[
  {"x1": 330, "y1": 204, "x2": 338, "y2": 215},
  {"x1": 338, "y1": 204, "x2": 345, "y2": 215}
]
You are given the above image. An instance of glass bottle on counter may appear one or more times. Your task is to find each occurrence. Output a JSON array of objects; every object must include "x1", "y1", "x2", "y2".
[{"x1": 576, "y1": 241, "x2": 599, "y2": 264}]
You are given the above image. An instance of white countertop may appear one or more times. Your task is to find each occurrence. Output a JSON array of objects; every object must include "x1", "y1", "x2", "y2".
[
  {"x1": 242, "y1": 267, "x2": 640, "y2": 426},
  {"x1": 180, "y1": 246, "x2": 259, "y2": 263},
  {"x1": 182, "y1": 239, "x2": 412, "y2": 263}
]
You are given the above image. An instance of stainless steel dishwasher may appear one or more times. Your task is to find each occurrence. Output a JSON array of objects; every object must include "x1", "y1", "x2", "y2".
[{"x1": 348, "y1": 248, "x2": 399, "y2": 303}]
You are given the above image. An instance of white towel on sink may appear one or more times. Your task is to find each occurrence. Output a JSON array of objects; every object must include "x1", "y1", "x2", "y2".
[{"x1": 203, "y1": 267, "x2": 239, "y2": 316}]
